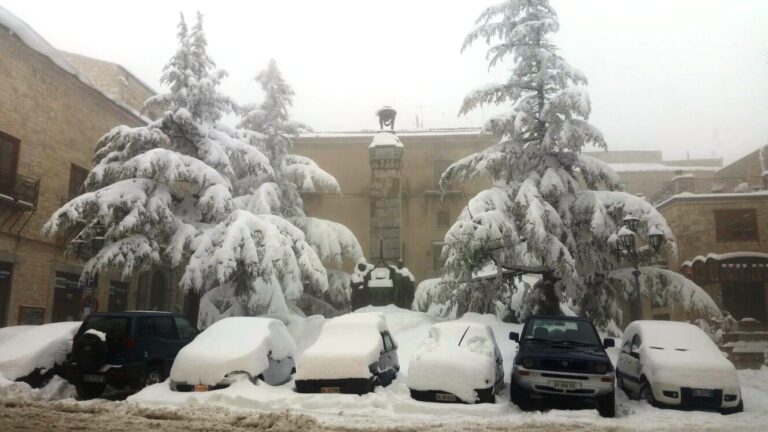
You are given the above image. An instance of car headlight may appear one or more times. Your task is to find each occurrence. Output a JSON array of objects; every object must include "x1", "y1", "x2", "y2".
[
  {"x1": 522, "y1": 357, "x2": 535, "y2": 369},
  {"x1": 594, "y1": 363, "x2": 608, "y2": 374}
]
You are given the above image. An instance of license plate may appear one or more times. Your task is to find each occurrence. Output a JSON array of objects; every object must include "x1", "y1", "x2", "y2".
[
  {"x1": 549, "y1": 380, "x2": 581, "y2": 390},
  {"x1": 83, "y1": 374, "x2": 105, "y2": 383},
  {"x1": 692, "y1": 389, "x2": 713, "y2": 398},
  {"x1": 194, "y1": 384, "x2": 210, "y2": 392},
  {"x1": 320, "y1": 387, "x2": 340, "y2": 393},
  {"x1": 435, "y1": 393, "x2": 457, "y2": 402}
]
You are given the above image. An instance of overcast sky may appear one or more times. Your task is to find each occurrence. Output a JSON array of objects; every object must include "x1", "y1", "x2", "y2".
[{"x1": 4, "y1": 0, "x2": 768, "y2": 163}]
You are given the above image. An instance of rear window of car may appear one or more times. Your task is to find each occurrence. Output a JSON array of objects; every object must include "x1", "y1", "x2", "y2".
[
  {"x1": 82, "y1": 316, "x2": 129, "y2": 338},
  {"x1": 138, "y1": 316, "x2": 177, "y2": 339}
]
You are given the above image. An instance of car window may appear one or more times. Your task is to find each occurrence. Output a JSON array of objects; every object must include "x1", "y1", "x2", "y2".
[
  {"x1": 382, "y1": 333, "x2": 394, "y2": 352},
  {"x1": 522, "y1": 318, "x2": 601, "y2": 346},
  {"x1": 81, "y1": 316, "x2": 129, "y2": 338},
  {"x1": 138, "y1": 316, "x2": 177, "y2": 339},
  {"x1": 631, "y1": 334, "x2": 642, "y2": 351},
  {"x1": 174, "y1": 317, "x2": 198, "y2": 340},
  {"x1": 621, "y1": 338, "x2": 631, "y2": 354}
]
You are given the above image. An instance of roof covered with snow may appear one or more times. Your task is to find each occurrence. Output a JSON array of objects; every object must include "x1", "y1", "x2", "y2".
[
  {"x1": 681, "y1": 252, "x2": 768, "y2": 268},
  {"x1": 606, "y1": 163, "x2": 719, "y2": 173},
  {"x1": 0, "y1": 5, "x2": 149, "y2": 123},
  {"x1": 656, "y1": 190, "x2": 768, "y2": 209}
]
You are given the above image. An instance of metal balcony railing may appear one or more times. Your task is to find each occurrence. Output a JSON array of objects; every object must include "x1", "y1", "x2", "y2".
[{"x1": 0, "y1": 173, "x2": 40, "y2": 210}]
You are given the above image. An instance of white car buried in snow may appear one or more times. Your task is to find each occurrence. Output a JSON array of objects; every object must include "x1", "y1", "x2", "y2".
[
  {"x1": 294, "y1": 313, "x2": 399, "y2": 395},
  {"x1": 617, "y1": 320, "x2": 743, "y2": 414},
  {"x1": 408, "y1": 322, "x2": 504, "y2": 404},
  {"x1": 169, "y1": 317, "x2": 296, "y2": 392}
]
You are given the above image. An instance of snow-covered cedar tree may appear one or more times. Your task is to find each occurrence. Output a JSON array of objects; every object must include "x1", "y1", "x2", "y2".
[
  {"x1": 42, "y1": 13, "x2": 354, "y2": 327},
  {"x1": 237, "y1": 59, "x2": 363, "y2": 313},
  {"x1": 437, "y1": 0, "x2": 720, "y2": 328}
]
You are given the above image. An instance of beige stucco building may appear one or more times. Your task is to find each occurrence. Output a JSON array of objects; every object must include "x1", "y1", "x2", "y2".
[{"x1": 0, "y1": 12, "x2": 186, "y2": 327}]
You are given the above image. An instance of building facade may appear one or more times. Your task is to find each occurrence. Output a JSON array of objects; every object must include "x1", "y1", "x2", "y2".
[{"x1": 0, "y1": 10, "x2": 186, "y2": 327}]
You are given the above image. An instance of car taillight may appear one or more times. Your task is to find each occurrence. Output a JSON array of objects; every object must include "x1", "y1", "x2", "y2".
[{"x1": 123, "y1": 337, "x2": 136, "y2": 349}]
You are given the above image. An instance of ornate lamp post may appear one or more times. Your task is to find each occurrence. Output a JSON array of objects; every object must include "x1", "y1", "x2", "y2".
[{"x1": 613, "y1": 216, "x2": 666, "y2": 322}]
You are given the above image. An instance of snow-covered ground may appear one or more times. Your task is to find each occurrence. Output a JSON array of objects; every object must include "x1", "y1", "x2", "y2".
[{"x1": 1, "y1": 306, "x2": 767, "y2": 431}]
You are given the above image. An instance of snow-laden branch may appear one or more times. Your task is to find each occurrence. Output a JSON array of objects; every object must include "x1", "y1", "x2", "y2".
[{"x1": 609, "y1": 267, "x2": 723, "y2": 321}]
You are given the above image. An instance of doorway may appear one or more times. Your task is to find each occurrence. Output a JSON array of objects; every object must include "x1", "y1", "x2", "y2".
[
  {"x1": 722, "y1": 282, "x2": 767, "y2": 322},
  {"x1": 0, "y1": 262, "x2": 12, "y2": 327}
]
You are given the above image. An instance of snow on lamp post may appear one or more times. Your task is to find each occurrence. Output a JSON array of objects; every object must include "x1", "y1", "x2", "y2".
[{"x1": 615, "y1": 217, "x2": 665, "y2": 323}]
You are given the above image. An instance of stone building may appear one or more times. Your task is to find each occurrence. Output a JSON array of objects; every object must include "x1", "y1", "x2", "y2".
[
  {"x1": 655, "y1": 153, "x2": 768, "y2": 324},
  {"x1": 583, "y1": 150, "x2": 722, "y2": 200},
  {"x1": 0, "y1": 8, "x2": 185, "y2": 327},
  {"x1": 295, "y1": 126, "x2": 491, "y2": 283}
]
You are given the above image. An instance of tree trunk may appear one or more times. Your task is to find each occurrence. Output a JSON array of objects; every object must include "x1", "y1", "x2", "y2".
[{"x1": 539, "y1": 271, "x2": 561, "y2": 316}]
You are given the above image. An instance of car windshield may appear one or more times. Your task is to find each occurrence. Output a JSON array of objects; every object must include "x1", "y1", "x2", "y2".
[
  {"x1": 82, "y1": 316, "x2": 129, "y2": 338},
  {"x1": 522, "y1": 319, "x2": 601, "y2": 347}
]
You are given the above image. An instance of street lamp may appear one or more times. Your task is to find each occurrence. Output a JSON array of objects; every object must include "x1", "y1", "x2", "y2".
[{"x1": 614, "y1": 217, "x2": 665, "y2": 323}]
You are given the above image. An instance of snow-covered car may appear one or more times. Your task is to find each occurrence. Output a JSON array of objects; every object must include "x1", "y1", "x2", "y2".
[
  {"x1": 509, "y1": 316, "x2": 616, "y2": 417},
  {"x1": 408, "y1": 322, "x2": 504, "y2": 404},
  {"x1": 617, "y1": 320, "x2": 743, "y2": 414},
  {"x1": 0, "y1": 322, "x2": 81, "y2": 387},
  {"x1": 294, "y1": 313, "x2": 399, "y2": 394},
  {"x1": 170, "y1": 317, "x2": 296, "y2": 391}
]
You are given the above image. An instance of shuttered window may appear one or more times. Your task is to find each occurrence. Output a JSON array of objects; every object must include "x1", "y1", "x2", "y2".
[{"x1": 714, "y1": 209, "x2": 758, "y2": 242}]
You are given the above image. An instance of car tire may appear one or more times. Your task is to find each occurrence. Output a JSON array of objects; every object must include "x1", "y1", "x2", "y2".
[
  {"x1": 142, "y1": 367, "x2": 164, "y2": 388},
  {"x1": 75, "y1": 382, "x2": 105, "y2": 400},
  {"x1": 721, "y1": 400, "x2": 744, "y2": 415},
  {"x1": 597, "y1": 390, "x2": 616, "y2": 418},
  {"x1": 638, "y1": 381, "x2": 656, "y2": 407},
  {"x1": 509, "y1": 378, "x2": 532, "y2": 411}
]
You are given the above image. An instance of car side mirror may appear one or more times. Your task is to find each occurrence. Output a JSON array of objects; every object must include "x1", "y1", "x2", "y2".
[
  {"x1": 603, "y1": 338, "x2": 615, "y2": 348},
  {"x1": 509, "y1": 332, "x2": 519, "y2": 342}
]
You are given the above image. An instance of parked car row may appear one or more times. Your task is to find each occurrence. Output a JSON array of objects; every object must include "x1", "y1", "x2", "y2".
[{"x1": 8, "y1": 310, "x2": 742, "y2": 417}]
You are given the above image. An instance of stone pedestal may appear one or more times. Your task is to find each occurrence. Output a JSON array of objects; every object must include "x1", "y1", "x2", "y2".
[{"x1": 369, "y1": 132, "x2": 403, "y2": 261}]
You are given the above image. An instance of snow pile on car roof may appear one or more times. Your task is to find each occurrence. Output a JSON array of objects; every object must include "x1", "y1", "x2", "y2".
[
  {"x1": 295, "y1": 313, "x2": 388, "y2": 380},
  {"x1": 170, "y1": 317, "x2": 295, "y2": 386},
  {"x1": 408, "y1": 321, "x2": 498, "y2": 403},
  {"x1": 0, "y1": 322, "x2": 81, "y2": 380}
]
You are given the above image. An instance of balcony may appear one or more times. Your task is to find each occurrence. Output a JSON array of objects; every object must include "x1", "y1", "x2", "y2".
[{"x1": 0, "y1": 173, "x2": 40, "y2": 210}]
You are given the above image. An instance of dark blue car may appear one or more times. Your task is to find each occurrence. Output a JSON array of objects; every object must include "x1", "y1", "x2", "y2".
[
  {"x1": 508, "y1": 316, "x2": 616, "y2": 417},
  {"x1": 65, "y1": 311, "x2": 198, "y2": 399}
]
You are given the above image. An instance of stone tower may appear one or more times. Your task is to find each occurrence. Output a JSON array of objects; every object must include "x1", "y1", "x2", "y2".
[{"x1": 369, "y1": 106, "x2": 403, "y2": 261}]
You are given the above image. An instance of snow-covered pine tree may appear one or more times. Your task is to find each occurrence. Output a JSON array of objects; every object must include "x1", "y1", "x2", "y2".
[
  {"x1": 438, "y1": 0, "x2": 721, "y2": 327},
  {"x1": 43, "y1": 13, "x2": 339, "y2": 327},
  {"x1": 237, "y1": 59, "x2": 363, "y2": 313}
]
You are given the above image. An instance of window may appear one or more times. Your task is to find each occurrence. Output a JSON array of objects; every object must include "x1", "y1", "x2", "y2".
[
  {"x1": 382, "y1": 332, "x2": 395, "y2": 352},
  {"x1": 138, "y1": 316, "x2": 177, "y2": 339},
  {"x1": 432, "y1": 242, "x2": 446, "y2": 272},
  {"x1": 108, "y1": 281, "x2": 129, "y2": 312},
  {"x1": 82, "y1": 316, "x2": 129, "y2": 338},
  {"x1": 715, "y1": 209, "x2": 758, "y2": 242},
  {"x1": 0, "y1": 131, "x2": 20, "y2": 197},
  {"x1": 437, "y1": 210, "x2": 450, "y2": 228},
  {"x1": 631, "y1": 334, "x2": 642, "y2": 351},
  {"x1": 434, "y1": 160, "x2": 453, "y2": 188},
  {"x1": 174, "y1": 317, "x2": 198, "y2": 341},
  {"x1": 68, "y1": 164, "x2": 89, "y2": 199}
]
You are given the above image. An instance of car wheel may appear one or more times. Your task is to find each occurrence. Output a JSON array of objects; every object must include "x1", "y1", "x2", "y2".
[
  {"x1": 721, "y1": 400, "x2": 744, "y2": 415},
  {"x1": 75, "y1": 382, "x2": 105, "y2": 400},
  {"x1": 638, "y1": 381, "x2": 656, "y2": 407},
  {"x1": 509, "y1": 378, "x2": 532, "y2": 411},
  {"x1": 142, "y1": 368, "x2": 163, "y2": 388},
  {"x1": 597, "y1": 390, "x2": 616, "y2": 418}
]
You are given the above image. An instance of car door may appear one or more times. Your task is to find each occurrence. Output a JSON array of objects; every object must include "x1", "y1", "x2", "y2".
[
  {"x1": 378, "y1": 331, "x2": 398, "y2": 381},
  {"x1": 173, "y1": 316, "x2": 198, "y2": 355},
  {"x1": 623, "y1": 333, "x2": 643, "y2": 392},
  {"x1": 138, "y1": 316, "x2": 178, "y2": 375}
]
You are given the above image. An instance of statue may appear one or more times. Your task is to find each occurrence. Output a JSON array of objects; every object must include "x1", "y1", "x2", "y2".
[{"x1": 376, "y1": 106, "x2": 397, "y2": 130}]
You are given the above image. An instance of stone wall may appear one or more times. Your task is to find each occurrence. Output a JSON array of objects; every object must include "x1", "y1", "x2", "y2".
[{"x1": 0, "y1": 27, "x2": 182, "y2": 325}]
